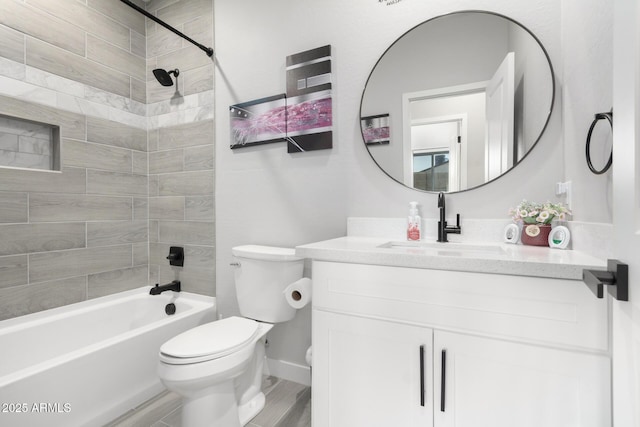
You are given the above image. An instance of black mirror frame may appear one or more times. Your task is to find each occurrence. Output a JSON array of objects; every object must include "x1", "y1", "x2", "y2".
[{"x1": 359, "y1": 10, "x2": 556, "y2": 194}]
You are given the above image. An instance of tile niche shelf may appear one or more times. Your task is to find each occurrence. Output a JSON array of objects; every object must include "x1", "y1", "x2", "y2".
[{"x1": 0, "y1": 114, "x2": 61, "y2": 172}]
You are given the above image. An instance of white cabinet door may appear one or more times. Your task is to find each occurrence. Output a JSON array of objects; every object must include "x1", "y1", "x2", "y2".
[
  {"x1": 313, "y1": 310, "x2": 433, "y2": 427},
  {"x1": 434, "y1": 331, "x2": 611, "y2": 427}
]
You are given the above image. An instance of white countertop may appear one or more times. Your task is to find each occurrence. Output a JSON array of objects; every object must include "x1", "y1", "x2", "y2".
[{"x1": 296, "y1": 236, "x2": 608, "y2": 280}]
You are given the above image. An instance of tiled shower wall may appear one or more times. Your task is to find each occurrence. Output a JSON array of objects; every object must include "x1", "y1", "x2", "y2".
[
  {"x1": 0, "y1": 0, "x2": 215, "y2": 321},
  {"x1": 146, "y1": 0, "x2": 215, "y2": 296}
]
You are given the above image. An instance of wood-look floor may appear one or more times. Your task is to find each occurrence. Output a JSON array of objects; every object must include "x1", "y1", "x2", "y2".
[{"x1": 107, "y1": 376, "x2": 311, "y2": 427}]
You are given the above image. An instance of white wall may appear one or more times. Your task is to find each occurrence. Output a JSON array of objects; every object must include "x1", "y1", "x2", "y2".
[{"x1": 215, "y1": 0, "x2": 612, "y2": 368}]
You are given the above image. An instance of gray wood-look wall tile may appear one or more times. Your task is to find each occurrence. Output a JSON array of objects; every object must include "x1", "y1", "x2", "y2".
[
  {"x1": 0, "y1": 24, "x2": 25, "y2": 63},
  {"x1": 183, "y1": 244, "x2": 215, "y2": 270},
  {"x1": 149, "y1": 149, "x2": 183, "y2": 174},
  {"x1": 0, "y1": 167, "x2": 86, "y2": 194},
  {"x1": 27, "y1": 37, "x2": 131, "y2": 99},
  {"x1": 132, "y1": 150, "x2": 148, "y2": 176},
  {"x1": 0, "y1": 1, "x2": 85, "y2": 56},
  {"x1": 184, "y1": 144, "x2": 213, "y2": 171},
  {"x1": 149, "y1": 242, "x2": 170, "y2": 265},
  {"x1": 0, "y1": 0, "x2": 219, "y2": 320},
  {"x1": 158, "y1": 221, "x2": 214, "y2": 246},
  {"x1": 183, "y1": 13, "x2": 213, "y2": 45},
  {"x1": 158, "y1": 119, "x2": 214, "y2": 150},
  {"x1": 185, "y1": 195, "x2": 214, "y2": 221},
  {"x1": 149, "y1": 220, "x2": 159, "y2": 243},
  {"x1": 87, "y1": 220, "x2": 148, "y2": 247},
  {"x1": 149, "y1": 175, "x2": 159, "y2": 196},
  {"x1": 87, "y1": 265, "x2": 148, "y2": 299},
  {"x1": 146, "y1": 77, "x2": 183, "y2": 105},
  {"x1": 29, "y1": 245, "x2": 133, "y2": 283},
  {"x1": 30, "y1": 193, "x2": 132, "y2": 222},
  {"x1": 147, "y1": 26, "x2": 183, "y2": 58},
  {"x1": 157, "y1": 0, "x2": 213, "y2": 28},
  {"x1": 184, "y1": 64, "x2": 214, "y2": 97},
  {"x1": 86, "y1": 0, "x2": 146, "y2": 36},
  {"x1": 87, "y1": 35, "x2": 146, "y2": 81},
  {"x1": 87, "y1": 116, "x2": 147, "y2": 151},
  {"x1": 27, "y1": 0, "x2": 131, "y2": 51},
  {"x1": 0, "y1": 276, "x2": 86, "y2": 321},
  {"x1": 131, "y1": 76, "x2": 147, "y2": 104},
  {"x1": 0, "y1": 191, "x2": 28, "y2": 223},
  {"x1": 134, "y1": 197, "x2": 148, "y2": 220},
  {"x1": 0, "y1": 254, "x2": 28, "y2": 288},
  {"x1": 148, "y1": 129, "x2": 159, "y2": 152},
  {"x1": 149, "y1": 196, "x2": 185, "y2": 220},
  {"x1": 156, "y1": 44, "x2": 213, "y2": 76},
  {"x1": 63, "y1": 138, "x2": 133, "y2": 173},
  {"x1": 0, "y1": 94, "x2": 85, "y2": 140},
  {"x1": 0, "y1": 222, "x2": 86, "y2": 256},
  {"x1": 145, "y1": 0, "x2": 182, "y2": 14},
  {"x1": 87, "y1": 169, "x2": 148, "y2": 196},
  {"x1": 133, "y1": 242, "x2": 149, "y2": 266},
  {"x1": 158, "y1": 170, "x2": 214, "y2": 196}
]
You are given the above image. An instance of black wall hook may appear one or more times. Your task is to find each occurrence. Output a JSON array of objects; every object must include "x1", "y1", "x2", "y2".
[{"x1": 586, "y1": 111, "x2": 613, "y2": 175}]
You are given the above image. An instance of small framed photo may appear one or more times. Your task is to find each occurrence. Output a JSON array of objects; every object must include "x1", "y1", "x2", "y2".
[{"x1": 361, "y1": 113, "x2": 390, "y2": 145}]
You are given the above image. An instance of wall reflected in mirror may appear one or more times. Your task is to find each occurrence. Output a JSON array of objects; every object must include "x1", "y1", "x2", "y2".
[{"x1": 360, "y1": 11, "x2": 555, "y2": 193}]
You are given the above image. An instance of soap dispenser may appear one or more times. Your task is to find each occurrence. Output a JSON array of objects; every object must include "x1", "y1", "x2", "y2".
[{"x1": 407, "y1": 201, "x2": 421, "y2": 241}]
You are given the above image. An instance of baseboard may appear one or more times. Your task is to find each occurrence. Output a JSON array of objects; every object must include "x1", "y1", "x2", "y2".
[{"x1": 265, "y1": 358, "x2": 311, "y2": 387}]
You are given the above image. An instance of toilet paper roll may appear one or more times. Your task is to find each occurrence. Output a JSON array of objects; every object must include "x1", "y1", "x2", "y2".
[{"x1": 284, "y1": 277, "x2": 312, "y2": 309}]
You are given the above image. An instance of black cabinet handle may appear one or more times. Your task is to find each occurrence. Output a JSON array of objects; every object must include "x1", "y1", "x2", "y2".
[
  {"x1": 419, "y1": 345, "x2": 425, "y2": 407},
  {"x1": 440, "y1": 349, "x2": 446, "y2": 412}
]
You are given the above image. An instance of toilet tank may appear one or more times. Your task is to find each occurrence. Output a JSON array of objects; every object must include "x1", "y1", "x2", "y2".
[{"x1": 231, "y1": 245, "x2": 304, "y2": 323}]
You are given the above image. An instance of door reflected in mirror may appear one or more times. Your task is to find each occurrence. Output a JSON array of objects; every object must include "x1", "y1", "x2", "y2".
[{"x1": 360, "y1": 11, "x2": 555, "y2": 193}]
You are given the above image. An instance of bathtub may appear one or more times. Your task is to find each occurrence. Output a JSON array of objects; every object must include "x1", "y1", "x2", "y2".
[{"x1": 0, "y1": 286, "x2": 216, "y2": 427}]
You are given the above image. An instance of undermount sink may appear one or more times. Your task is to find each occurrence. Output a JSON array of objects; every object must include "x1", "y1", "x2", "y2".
[{"x1": 378, "y1": 241, "x2": 507, "y2": 257}]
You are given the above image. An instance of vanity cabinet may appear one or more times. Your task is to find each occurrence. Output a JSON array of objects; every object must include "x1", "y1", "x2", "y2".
[
  {"x1": 313, "y1": 311, "x2": 433, "y2": 426},
  {"x1": 311, "y1": 261, "x2": 611, "y2": 427}
]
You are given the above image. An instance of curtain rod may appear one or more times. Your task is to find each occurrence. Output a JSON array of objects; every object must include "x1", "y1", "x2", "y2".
[{"x1": 119, "y1": 0, "x2": 214, "y2": 57}]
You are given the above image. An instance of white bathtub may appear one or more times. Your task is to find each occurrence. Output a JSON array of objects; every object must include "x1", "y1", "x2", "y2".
[{"x1": 0, "y1": 286, "x2": 216, "y2": 427}]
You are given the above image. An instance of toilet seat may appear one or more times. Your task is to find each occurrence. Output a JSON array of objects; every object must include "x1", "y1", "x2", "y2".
[{"x1": 160, "y1": 316, "x2": 260, "y2": 365}]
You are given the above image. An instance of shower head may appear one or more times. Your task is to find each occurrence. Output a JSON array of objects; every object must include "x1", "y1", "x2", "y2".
[{"x1": 153, "y1": 68, "x2": 179, "y2": 87}]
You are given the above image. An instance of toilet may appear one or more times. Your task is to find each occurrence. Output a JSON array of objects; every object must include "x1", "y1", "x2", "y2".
[{"x1": 157, "y1": 245, "x2": 304, "y2": 427}]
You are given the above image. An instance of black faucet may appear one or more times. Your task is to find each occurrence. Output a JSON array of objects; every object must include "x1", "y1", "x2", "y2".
[
  {"x1": 150, "y1": 280, "x2": 181, "y2": 295},
  {"x1": 437, "y1": 192, "x2": 461, "y2": 242}
]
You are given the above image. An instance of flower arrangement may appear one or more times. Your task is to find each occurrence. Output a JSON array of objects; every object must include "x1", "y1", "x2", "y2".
[{"x1": 509, "y1": 200, "x2": 571, "y2": 225}]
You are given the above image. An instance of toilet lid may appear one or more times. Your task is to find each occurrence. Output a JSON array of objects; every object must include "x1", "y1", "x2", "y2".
[{"x1": 160, "y1": 316, "x2": 260, "y2": 362}]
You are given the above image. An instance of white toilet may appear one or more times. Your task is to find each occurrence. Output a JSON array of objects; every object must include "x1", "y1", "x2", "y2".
[{"x1": 157, "y1": 245, "x2": 304, "y2": 427}]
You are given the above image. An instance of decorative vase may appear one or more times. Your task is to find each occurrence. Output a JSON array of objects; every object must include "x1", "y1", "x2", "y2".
[{"x1": 520, "y1": 224, "x2": 552, "y2": 246}]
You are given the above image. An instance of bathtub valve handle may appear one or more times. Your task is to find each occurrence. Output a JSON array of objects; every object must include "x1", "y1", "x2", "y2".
[{"x1": 166, "y1": 246, "x2": 184, "y2": 267}]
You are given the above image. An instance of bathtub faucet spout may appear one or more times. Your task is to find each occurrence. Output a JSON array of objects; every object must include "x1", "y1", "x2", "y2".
[{"x1": 150, "y1": 280, "x2": 181, "y2": 295}]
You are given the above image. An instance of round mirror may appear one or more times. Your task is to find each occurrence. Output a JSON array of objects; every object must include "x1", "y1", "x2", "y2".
[{"x1": 360, "y1": 11, "x2": 555, "y2": 193}]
